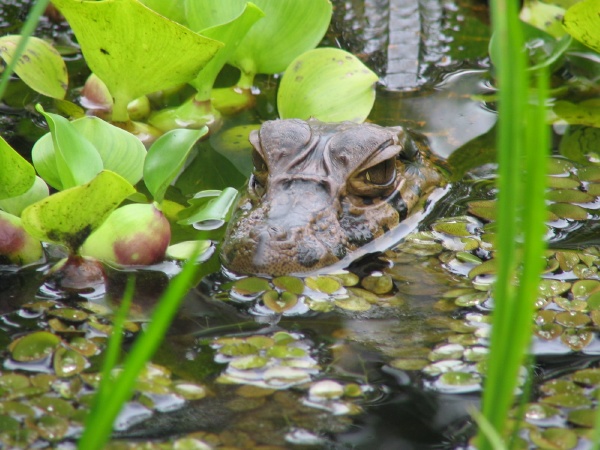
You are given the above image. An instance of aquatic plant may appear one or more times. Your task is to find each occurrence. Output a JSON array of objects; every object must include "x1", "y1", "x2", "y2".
[
  {"x1": 51, "y1": 0, "x2": 223, "y2": 124},
  {"x1": 0, "y1": 0, "x2": 52, "y2": 99},
  {"x1": 0, "y1": 34, "x2": 68, "y2": 99}
]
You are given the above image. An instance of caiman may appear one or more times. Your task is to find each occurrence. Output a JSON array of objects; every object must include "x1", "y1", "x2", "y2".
[{"x1": 220, "y1": 119, "x2": 447, "y2": 276}]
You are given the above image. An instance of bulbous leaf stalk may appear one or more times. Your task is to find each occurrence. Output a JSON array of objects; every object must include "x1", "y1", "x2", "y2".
[
  {"x1": 148, "y1": 97, "x2": 221, "y2": 133},
  {"x1": 80, "y1": 203, "x2": 171, "y2": 265},
  {"x1": 0, "y1": 210, "x2": 44, "y2": 265}
]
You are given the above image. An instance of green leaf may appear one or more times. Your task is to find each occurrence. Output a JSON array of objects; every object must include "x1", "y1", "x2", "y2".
[
  {"x1": 190, "y1": 3, "x2": 265, "y2": 100},
  {"x1": 0, "y1": 177, "x2": 49, "y2": 217},
  {"x1": 554, "y1": 99, "x2": 600, "y2": 127},
  {"x1": 563, "y1": 0, "x2": 600, "y2": 53},
  {"x1": 0, "y1": 35, "x2": 68, "y2": 99},
  {"x1": 144, "y1": 128, "x2": 207, "y2": 203},
  {"x1": 166, "y1": 240, "x2": 211, "y2": 260},
  {"x1": 0, "y1": 135, "x2": 35, "y2": 200},
  {"x1": 33, "y1": 116, "x2": 146, "y2": 190},
  {"x1": 210, "y1": 124, "x2": 259, "y2": 176},
  {"x1": 278, "y1": 48, "x2": 378, "y2": 122},
  {"x1": 489, "y1": 22, "x2": 571, "y2": 72},
  {"x1": 520, "y1": 0, "x2": 567, "y2": 38},
  {"x1": 139, "y1": 0, "x2": 187, "y2": 24},
  {"x1": 559, "y1": 126, "x2": 600, "y2": 164},
  {"x1": 35, "y1": 105, "x2": 104, "y2": 190},
  {"x1": 175, "y1": 143, "x2": 247, "y2": 194},
  {"x1": 21, "y1": 170, "x2": 135, "y2": 252},
  {"x1": 178, "y1": 187, "x2": 238, "y2": 230},
  {"x1": 186, "y1": 0, "x2": 332, "y2": 85},
  {"x1": 51, "y1": 0, "x2": 223, "y2": 121}
]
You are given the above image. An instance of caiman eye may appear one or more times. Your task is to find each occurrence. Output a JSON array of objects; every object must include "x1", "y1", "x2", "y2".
[
  {"x1": 363, "y1": 158, "x2": 396, "y2": 185},
  {"x1": 348, "y1": 158, "x2": 397, "y2": 198},
  {"x1": 250, "y1": 174, "x2": 265, "y2": 198},
  {"x1": 252, "y1": 149, "x2": 268, "y2": 191},
  {"x1": 252, "y1": 149, "x2": 268, "y2": 173}
]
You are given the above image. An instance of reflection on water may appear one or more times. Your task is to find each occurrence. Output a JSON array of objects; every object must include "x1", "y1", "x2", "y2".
[{"x1": 372, "y1": 70, "x2": 497, "y2": 159}]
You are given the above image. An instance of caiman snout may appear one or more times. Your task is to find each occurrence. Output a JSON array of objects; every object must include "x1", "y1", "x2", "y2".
[{"x1": 222, "y1": 179, "x2": 347, "y2": 275}]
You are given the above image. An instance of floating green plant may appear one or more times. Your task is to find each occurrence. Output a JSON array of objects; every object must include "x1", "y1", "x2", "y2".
[
  {"x1": 0, "y1": 135, "x2": 35, "y2": 201},
  {"x1": 148, "y1": 2, "x2": 265, "y2": 131},
  {"x1": 563, "y1": 0, "x2": 600, "y2": 54},
  {"x1": 21, "y1": 170, "x2": 135, "y2": 253},
  {"x1": 278, "y1": 48, "x2": 379, "y2": 123},
  {"x1": 51, "y1": 0, "x2": 223, "y2": 122},
  {"x1": 185, "y1": 0, "x2": 332, "y2": 89},
  {"x1": 0, "y1": 35, "x2": 67, "y2": 99},
  {"x1": 33, "y1": 112, "x2": 146, "y2": 190}
]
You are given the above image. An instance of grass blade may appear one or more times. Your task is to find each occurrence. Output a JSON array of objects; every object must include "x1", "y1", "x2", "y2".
[
  {"x1": 97, "y1": 276, "x2": 135, "y2": 408},
  {"x1": 477, "y1": 0, "x2": 549, "y2": 448},
  {"x1": 78, "y1": 255, "x2": 201, "y2": 450}
]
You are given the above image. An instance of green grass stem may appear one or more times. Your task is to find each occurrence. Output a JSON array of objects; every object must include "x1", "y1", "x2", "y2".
[
  {"x1": 471, "y1": 408, "x2": 509, "y2": 450},
  {"x1": 0, "y1": 0, "x2": 50, "y2": 100},
  {"x1": 477, "y1": 0, "x2": 549, "y2": 447},
  {"x1": 78, "y1": 256, "x2": 201, "y2": 450},
  {"x1": 95, "y1": 277, "x2": 135, "y2": 408}
]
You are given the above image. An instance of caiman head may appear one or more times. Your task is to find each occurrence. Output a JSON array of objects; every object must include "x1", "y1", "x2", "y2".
[{"x1": 221, "y1": 118, "x2": 446, "y2": 276}]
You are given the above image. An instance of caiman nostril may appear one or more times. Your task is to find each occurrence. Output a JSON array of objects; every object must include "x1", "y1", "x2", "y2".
[{"x1": 268, "y1": 226, "x2": 289, "y2": 241}]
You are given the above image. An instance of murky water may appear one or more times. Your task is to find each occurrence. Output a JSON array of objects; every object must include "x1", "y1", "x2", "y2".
[{"x1": 2, "y1": 1, "x2": 600, "y2": 449}]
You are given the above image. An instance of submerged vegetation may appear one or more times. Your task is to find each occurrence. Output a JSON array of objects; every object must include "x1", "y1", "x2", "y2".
[{"x1": 1, "y1": 0, "x2": 600, "y2": 447}]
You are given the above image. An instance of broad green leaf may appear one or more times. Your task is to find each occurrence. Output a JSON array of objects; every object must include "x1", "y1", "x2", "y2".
[
  {"x1": 35, "y1": 106, "x2": 103, "y2": 190},
  {"x1": 139, "y1": 0, "x2": 187, "y2": 24},
  {"x1": 554, "y1": 99, "x2": 600, "y2": 127},
  {"x1": 68, "y1": 117, "x2": 146, "y2": 184},
  {"x1": 278, "y1": 48, "x2": 378, "y2": 123},
  {"x1": 33, "y1": 116, "x2": 146, "y2": 189},
  {"x1": 178, "y1": 187, "x2": 238, "y2": 230},
  {"x1": 190, "y1": 3, "x2": 264, "y2": 100},
  {"x1": 21, "y1": 170, "x2": 135, "y2": 252},
  {"x1": 210, "y1": 124, "x2": 259, "y2": 176},
  {"x1": 0, "y1": 177, "x2": 49, "y2": 217},
  {"x1": 0, "y1": 35, "x2": 68, "y2": 99},
  {"x1": 489, "y1": 22, "x2": 571, "y2": 72},
  {"x1": 185, "y1": 0, "x2": 332, "y2": 85},
  {"x1": 520, "y1": 0, "x2": 567, "y2": 38},
  {"x1": 175, "y1": 143, "x2": 247, "y2": 194},
  {"x1": 144, "y1": 128, "x2": 207, "y2": 203},
  {"x1": 166, "y1": 240, "x2": 211, "y2": 260},
  {"x1": 51, "y1": 0, "x2": 223, "y2": 121},
  {"x1": 564, "y1": 0, "x2": 600, "y2": 53},
  {"x1": 0, "y1": 135, "x2": 35, "y2": 200}
]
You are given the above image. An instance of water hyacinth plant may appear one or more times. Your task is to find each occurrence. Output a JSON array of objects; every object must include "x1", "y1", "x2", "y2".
[
  {"x1": 51, "y1": 0, "x2": 223, "y2": 124},
  {"x1": 0, "y1": 1, "x2": 383, "y2": 447},
  {"x1": 0, "y1": 0, "x2": 378, "y2": 275}
]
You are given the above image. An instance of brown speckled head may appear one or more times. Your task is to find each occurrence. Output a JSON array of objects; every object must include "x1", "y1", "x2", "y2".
[{"x1": 221, "y1": 118, "x2": 445, "y2": 276}]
